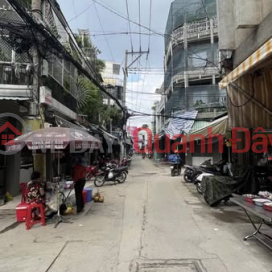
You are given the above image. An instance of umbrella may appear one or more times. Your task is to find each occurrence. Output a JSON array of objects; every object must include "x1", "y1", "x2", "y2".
[
  {"x1": 5, "y1": 127, "x2": 101, "y2": 228},
  {"x1": 6, "y1": 127, "x2": 101, "y2": 152}
]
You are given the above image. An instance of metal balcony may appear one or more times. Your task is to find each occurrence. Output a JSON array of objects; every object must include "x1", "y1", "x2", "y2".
[
  {"x1": 0, "y1": 62, "x2": 32, "y2": 85},
  {"x1": 165, "y1": 18, "x2": 218, "y2": 62},
  {"x1": 173, "y1": 18, "x2": 218, "y2": 46}
]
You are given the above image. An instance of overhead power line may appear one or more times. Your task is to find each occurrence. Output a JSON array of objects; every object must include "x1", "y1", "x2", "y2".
[
  {"x1": 5, "y1": 0, "x2": 125, "y2": 112},
  {"x1": 126, "y1": 90, "x2": 162, "y2": 95},
  {"x1": 92, "y1": 0, "x2": 166, "y2": 37},
  {"x1": 68, "y1": 5, "x2": 92, "y2": 22},
  {"x1": 90, "y1": 31, "x2": 157, "y2": 37},
  {"x1": 92, "y1": 0, "x2": 115, "y2": 61},
  {"x1": 67, "y1": 0, "x2": 221, "y2": 74},
  {"x1": 138, "y1": 0, "x2": 142, "y2": 51},
  {"x1": 125, "y1": 0, "x2": 133, "y2": 51},
  {"x1": 128, "y1": 109, "x2": 227, "y2": 122},
  {"x1": 148, "y1": 0, "x2": 152, "y2": 52}
]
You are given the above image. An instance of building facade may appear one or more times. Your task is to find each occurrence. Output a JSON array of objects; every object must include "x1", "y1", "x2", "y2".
[
  {"x1": 218, "y1": 0, "x2": 272, "y2": 165},
  {"x1": 0, "y1": 0, "x2": 99, "y2": 196},
  {"x1": 155, "y1": 0, "x2": 227, "y2": 164}
]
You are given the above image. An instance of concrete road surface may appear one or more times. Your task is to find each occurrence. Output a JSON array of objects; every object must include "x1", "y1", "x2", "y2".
[{"x1": 0, "y1": 156, "x2": 271, "y2": 272}]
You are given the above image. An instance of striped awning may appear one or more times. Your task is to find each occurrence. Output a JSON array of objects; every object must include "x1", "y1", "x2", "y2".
[{"x1": 219, "y1": 39, "x2": 272, "y2": 90}]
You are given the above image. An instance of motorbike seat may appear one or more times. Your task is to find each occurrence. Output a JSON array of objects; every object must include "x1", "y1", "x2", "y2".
[{"x1": 114, "y1": 166, "x2": 128, "y2": 172}]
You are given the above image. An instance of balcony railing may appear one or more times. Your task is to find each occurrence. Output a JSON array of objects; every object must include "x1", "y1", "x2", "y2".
[
  {"x1": 48, "y1": 58, "x2": 78, "y2": 98},
  {"x1": 172, "y1": 18, "x2": 218, "y2": 45},
  {"x1": 0, "y1": 62, "x2": 32, "y2": 85},
  {"x1": 165, "y1": 18, "x2": 218, "y2": 61}
]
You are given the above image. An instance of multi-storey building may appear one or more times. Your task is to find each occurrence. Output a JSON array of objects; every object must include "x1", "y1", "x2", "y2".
[
  {"x1": 155, "y1": 0, "x2": 228, "y2": 164},
  {"x1": 101, "y1": 62, "x2": 123, "y2": 108},
  {"x1": 0, "y1": 0, "x2": 99, "y2": 196},
  {"x1": 218, "y1": 0, "x2": 272, "y2": 165}
]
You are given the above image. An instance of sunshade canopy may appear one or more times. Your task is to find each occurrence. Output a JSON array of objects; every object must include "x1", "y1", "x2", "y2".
[
  {"x1": 6, "y1": 127, "x2": 101, "y2": 152},
  {"x1": 187, "y1": 116, "x2": 228, "y2": 138}
]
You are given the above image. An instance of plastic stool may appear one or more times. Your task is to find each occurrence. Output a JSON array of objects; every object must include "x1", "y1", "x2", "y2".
[
  {"x1": 20, "y1": 182, "x2": 28, "y2": 203},
  {"x1": 25, "y1": 203, "x2": 46, "y2": 230}
]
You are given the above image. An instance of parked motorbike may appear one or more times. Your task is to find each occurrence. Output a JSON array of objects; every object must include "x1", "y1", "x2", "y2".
[
  {"x1": 183, "y1": 160, "x2": 222, "y2": 183},
  {"x1": 85, "y1": 164, "x2": 99, "y2": 181},
  {"x1": 122, "y1": 156, "x2": 132, "y2": 167},
  {"x1": 184, "y1": 165, "x2": 198, "y2": 183},
  {"x1": 194, "y1": 160, "x2": 228, "y2": 194},
  {"x1": 94, "y1": 164, "x2": 129, "y2": 187},
  {"x1": 170, "y1": 163, "x2": 181, "y2": 176}
]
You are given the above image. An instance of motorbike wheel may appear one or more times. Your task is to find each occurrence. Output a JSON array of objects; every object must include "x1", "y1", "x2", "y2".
[
  {"x1": 117, "y1": 172, "x2": 127, "y2": 184},
  {"x1": 85, "y1": 172, "x2": 91, "y2": 182},
  {"x1": 184, "y1": 174, "x2": 192, "y2": 183},
  {"x1": 94, "y1": 176, "x2": 105, "y2": 187},
  {"x1": 196, "y1": 182, "x2": 202, "y2": 194},
  {"x1": 171, "y1": 170, "x2": 175, "y2": 177}
]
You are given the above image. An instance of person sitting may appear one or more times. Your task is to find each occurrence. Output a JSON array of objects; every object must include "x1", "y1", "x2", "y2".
[{"x1": 26, "y1": 171, "x2": 48, "y2": 219}]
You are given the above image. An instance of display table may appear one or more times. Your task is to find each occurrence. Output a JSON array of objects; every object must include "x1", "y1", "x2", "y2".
[{"x1": 231, "y1": 194, "x2": 272, "y2": 250}]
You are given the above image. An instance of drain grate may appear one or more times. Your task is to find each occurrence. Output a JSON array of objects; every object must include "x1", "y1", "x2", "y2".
[{"x1": 131, "y1": 259, "x2": 204, "y2": 272}]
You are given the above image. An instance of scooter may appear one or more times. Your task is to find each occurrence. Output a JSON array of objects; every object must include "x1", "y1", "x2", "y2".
[
  {"x1": 194, "y1": 160, "x2": 229, "y2": 194},
  {"x1": 94, "y1": 164, "x2": 129, "y2": 187},
  {"x1": 184, "y1": 165, "x2": 198, "y2": 183},
  {"x1": 122, "y1": 156, "x2": 132, "y2": 167},
  {"x1": 170, "y1": 162, "x2": 181, "y2": 176},
  {"x1": 183, "y1": 160, "x2": 217, "y2": 183}
]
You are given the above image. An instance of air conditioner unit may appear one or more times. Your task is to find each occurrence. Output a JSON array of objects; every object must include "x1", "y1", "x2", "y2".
[{"x1": 42, "y1": 60, "x2": 49, "y2": 77}]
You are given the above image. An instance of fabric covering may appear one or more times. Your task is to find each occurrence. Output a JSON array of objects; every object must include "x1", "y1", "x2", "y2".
[
  {"x1": 202, "y1": 165, "x2": 256, "y2": 206},
  {"x1": 55, "y1": 115, "x2": 88, "y2": 132},
  {"x1": 165, "y1": 111, "x2": 198, "y2": 139},
  {"x1": 6, "y1": 127, "x2": 101, "y2": 151},
  {"x1": 189, "y1": 115, "x2": 228, "y2": 138}
]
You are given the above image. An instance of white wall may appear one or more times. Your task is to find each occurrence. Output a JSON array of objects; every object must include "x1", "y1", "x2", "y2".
[{"x1": 218, "y1": 0, "x2": 272, "y2": 50}]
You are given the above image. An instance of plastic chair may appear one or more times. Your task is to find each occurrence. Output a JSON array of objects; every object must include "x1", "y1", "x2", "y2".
[
  {"x1": 25, "y1": 203, "x2": 46, "y2": 230},
  {"x1": 20, "y1": 183, "x2": 28, "y2": 203}
]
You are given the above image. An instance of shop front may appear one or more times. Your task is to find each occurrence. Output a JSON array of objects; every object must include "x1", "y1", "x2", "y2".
[{"x1": 185, "y1": 115, "x2": 229, "y2": 166}]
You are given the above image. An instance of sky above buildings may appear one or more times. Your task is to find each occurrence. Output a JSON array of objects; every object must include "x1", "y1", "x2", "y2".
[{"x1": 58, "y1": 0, "x2": 173, "y2": 127}]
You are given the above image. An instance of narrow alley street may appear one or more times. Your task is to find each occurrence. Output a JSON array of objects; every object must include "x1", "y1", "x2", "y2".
[{"x1": 0, "y1": 157, "x2": 271, "y2": 272}]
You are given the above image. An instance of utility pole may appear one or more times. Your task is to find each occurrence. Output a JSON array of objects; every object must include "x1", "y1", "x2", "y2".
[
  {"x1": 123, "y1": 50, "x2": 128, "y2": 107},
  {"x1": 122, "y1": 49, "x2": 149, "y2": 160},
  {"x1": 183, "y1": 13, "x2": 188, "y2": 111},
  {"x1": 32, "y1": 0, "x2": 41, "y2": 107},
  {"x1": 31, "y1": 0, "x2": 46, "y2": 179}
]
